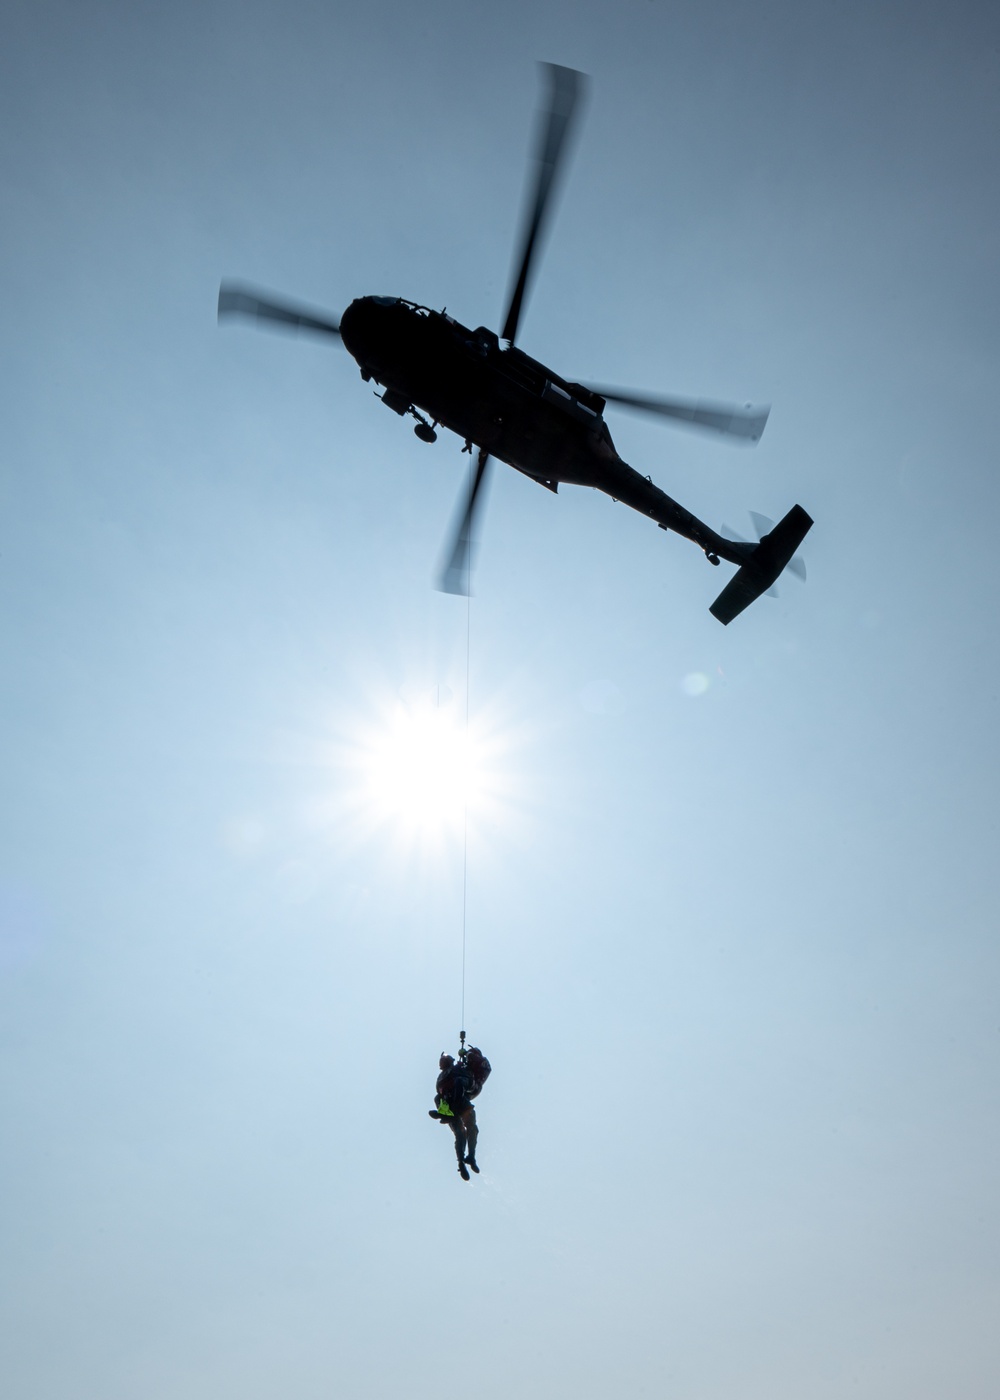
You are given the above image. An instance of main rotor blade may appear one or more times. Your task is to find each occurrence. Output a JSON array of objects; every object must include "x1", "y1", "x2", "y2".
[
  {"x1": 587, "y1": 387, "x2": 770, "y2": 443},
  {"x1": 437, "y1": 449, "x2": 493, "y2": 596},
  {"x1": 500, "y1": 64, "x2": 587, "y2": 346},
  {"x1": 218, "y1": 282, "x2": 342, "y2": 339}
]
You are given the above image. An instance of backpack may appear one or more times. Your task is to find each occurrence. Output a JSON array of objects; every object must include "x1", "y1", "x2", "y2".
[{"x1": 465, "y1": 1048, "x2": 491, "y2": 1098}]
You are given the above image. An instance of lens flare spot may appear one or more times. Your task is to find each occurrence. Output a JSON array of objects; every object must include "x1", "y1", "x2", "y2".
[{"x1": 681, "y1": 672, "x2": 710, "y2": 697}]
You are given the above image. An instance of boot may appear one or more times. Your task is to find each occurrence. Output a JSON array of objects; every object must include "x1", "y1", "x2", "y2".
[
  {"x1": 465, "y1": 1155, "x2": 480, "y2": 1174},
  {"x1": 458, "y1": 1161, "x2": 470, "y2": 1181}
]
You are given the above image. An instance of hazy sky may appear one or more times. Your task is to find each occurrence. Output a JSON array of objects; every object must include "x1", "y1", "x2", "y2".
[{"x1": 2, "y1": 2, "x2": 999, "y2": 1397}]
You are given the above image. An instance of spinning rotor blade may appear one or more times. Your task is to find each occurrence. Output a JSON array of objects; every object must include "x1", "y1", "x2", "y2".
[
  {"x1": 501, "y1": 63, "x2": 587, "y2": 346},
  {"x1": 723, "y1": 513, "x2": 806, "y2": 588},
  {"x1": 586, "y1": 388, "x2": 770, "y2": 443},
  {"x1": 748, "y1": 512, "x2": 806, "y2": 579},
  {"x1": 437, "y1": 449, "x2": 493, "y2": 596},
  {"x1": 218, "y1": 282, "x2": 342, "y2": 339}
]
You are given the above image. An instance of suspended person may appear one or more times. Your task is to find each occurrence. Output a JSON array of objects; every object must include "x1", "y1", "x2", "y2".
[{"x1": 429, "y1": 1044, "x2": 491, "y2": 1180}]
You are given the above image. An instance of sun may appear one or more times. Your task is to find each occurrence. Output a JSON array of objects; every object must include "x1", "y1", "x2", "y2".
[
  {"x1": 307, "y1": 679, "x2": 521, "y2": 862},
  {"x1": 365, "y1": 701, "x2": 477, "y2": 831}
]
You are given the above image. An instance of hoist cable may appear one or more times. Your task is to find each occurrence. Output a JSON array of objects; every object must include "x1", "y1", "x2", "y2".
[{"x1": 459, "y1": 461, "x2": 473, "y2": 1042}]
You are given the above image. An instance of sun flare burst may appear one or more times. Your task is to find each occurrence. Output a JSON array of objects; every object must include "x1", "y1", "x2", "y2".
[
  {"x1": 306, "y1": 678, "x2": 524, "y2": 861},
  {"x1": 366, "y1": 702, "x2": 478, "y2": 830}
]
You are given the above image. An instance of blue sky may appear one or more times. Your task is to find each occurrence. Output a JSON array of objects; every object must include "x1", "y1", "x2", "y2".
[{"x1": 2, "y1": 2, "x2": 999, "y2": 1397}]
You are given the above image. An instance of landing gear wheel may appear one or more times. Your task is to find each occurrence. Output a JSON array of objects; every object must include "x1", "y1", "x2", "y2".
[
  {"x1": 414, "y1": 422, "x2": 437, "y2": 443},
  {"x1": 706, "y1": 551, "x2": 720, "y2": 566}
]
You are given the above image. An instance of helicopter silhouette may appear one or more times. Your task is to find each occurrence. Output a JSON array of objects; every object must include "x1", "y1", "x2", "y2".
[{"x1": 219, "y1": 64, "x2": 811, "y2": 624}]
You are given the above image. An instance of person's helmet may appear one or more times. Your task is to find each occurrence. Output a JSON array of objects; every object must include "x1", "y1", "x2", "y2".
[{"x1": 439, "y1": 1053, "x2": 455, "y2": 1070}]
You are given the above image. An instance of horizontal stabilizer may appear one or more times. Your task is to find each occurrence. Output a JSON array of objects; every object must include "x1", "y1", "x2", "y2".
[{"x1": 710, "y1": 505, "x2": 813, "y2": 625}]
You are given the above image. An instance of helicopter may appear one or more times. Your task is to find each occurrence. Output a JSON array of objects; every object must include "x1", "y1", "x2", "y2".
[{"x1": 219, "y1": 64, "x2": 812, "y2": 624}]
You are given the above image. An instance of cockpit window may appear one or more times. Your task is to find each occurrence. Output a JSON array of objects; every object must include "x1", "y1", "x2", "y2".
[{"x1": 371, "y1": 296, "x2": 398, "y2": 307}]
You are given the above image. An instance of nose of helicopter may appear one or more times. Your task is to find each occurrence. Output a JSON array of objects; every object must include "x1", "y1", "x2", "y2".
[{"x1": 339, "y1": 295, "x2": 400, "y2": 367}]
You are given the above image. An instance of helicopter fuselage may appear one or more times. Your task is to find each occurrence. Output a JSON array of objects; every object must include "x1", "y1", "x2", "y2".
[{"x1": 339, "y1": 295, "x2": 747, "y2": 567}]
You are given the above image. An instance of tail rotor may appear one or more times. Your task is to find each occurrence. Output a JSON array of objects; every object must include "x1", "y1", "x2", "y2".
[
  {"x1": 711, "y1": 505, "x2": 813, "y2": 625},
  {"x1": 721, "y1": 511, "x2": 808, "y2": 596}
]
